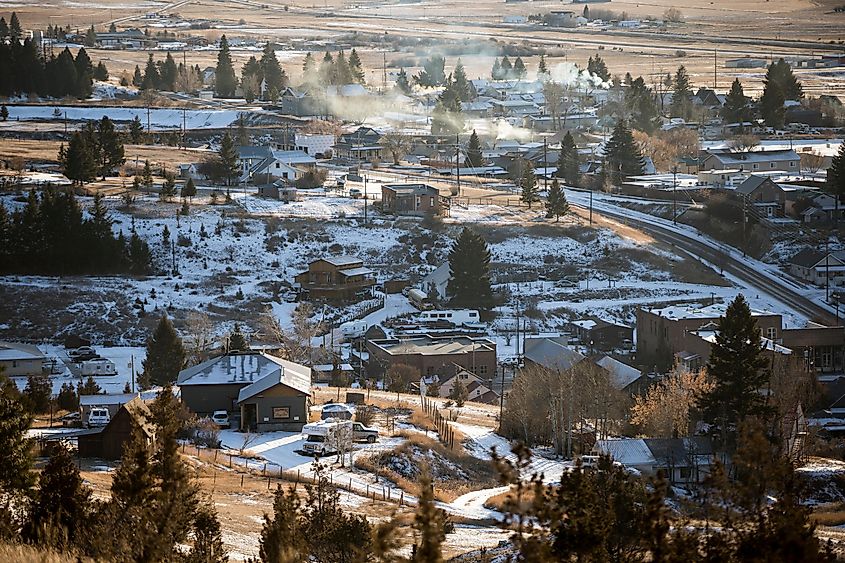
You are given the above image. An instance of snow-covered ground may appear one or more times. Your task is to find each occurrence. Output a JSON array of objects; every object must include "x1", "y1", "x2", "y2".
[{"x1": 3, "y1": 105, "x2": 248, "y2": 131}]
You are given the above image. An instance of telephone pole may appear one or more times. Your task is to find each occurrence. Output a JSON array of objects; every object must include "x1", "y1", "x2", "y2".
[
  {"x1": 543, "y1": 137, "x2": 548, "y2": 192},
  {"x1": 455, "y1": 133, "x2": 461, "y2": 197}
]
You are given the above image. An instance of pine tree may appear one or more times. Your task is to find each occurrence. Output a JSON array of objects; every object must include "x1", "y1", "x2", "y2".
[
  {"x1": 228, "y1": 323, "x2": 248, "y2": 352},
  {"x1": 96, "y1": 116, "x2": 125, "y2": 179},
  {"x1": 538, "y1": 54, "x2": 548, "y2": 78},
  {"x1": 0, "y1": 17, "x2": 8, "y2": 40},
  {"x1": 604, "y1": 119, "x2": 645, "y2": 185},
  {"x1": 182, "y1": 177, "x2": 197, "y2": 200},
  {"x1": 61, "y1": 130, "x2": 97, "y2": 185},
  {"x1": 259, "y1": 485, "x2": 306, "y2": 562},
  {"x1": 84, "y1": 25, "x2": 97, "y2": 47},
  {"x1": 77, "y1": 375, "x2": 102, "y2": 396},
  {"x1": 520, "y1": 162, "x2": 539, "y2": 209},
  {"x1": 449, "y1": 378, "x2": 468, "y2": 407},
  {"x1": 218, "y1": 131, "x2": 239, "y2": 186},
  {"x1": 0, "y1": 386, "x2": 35, "y2": 494},
  {"x1": 395, "y1": 67, "x2": 411, "y2": 94},
  {"x1": 827, "y1": 141, "x2": 845, "y2": 227},
  {"x1": 557, "y1": 130, "x2": 580, "y2": 185},
  {"x1": 697, "y1": 294, "x2": 771, "y2": 449},
  {"x1": 160, "y1": 172, "x2": 177, "y2": 201},
  {"x1": 74, "y1": 47, "x2": 94, "y2": 98},
  {"x1": 93, "y1": 61, "x2": 109, "y2": 81},
  {"x1": 24, "y1": 373, "x2": 51, "y2": 413},
  {"x1": 132, "y1": 65, "x2": 143, "y2": 87},
  {"x1": 625, "y1": 76, "x2": 660, "y2": 134},
  {"x1": 500, "y1": 55, "x2": 513, "y2": 79},
  {"x1": 128, "y1": 115, "x2": 144, "y2": 143},
  {"x1": 492, "y1": 58, "x2": 502, "y2": 80},
  {"x1": 141, "y1": 315, "x2": 186, "y2": 387},
  {"x1": 513, "y1": 56, "x2": 527, "y2": 79},
  {"x1": 415, "y1": 55, "x2": 446, "y2": 87},
  {"x1": 723, "y1": 78, "x2": 749, "y2": 125},
  {"x1": 159, "y1": 52, "x2": 178, "y2": 91},
  {"x1": 0, "y1": 105, "x2": 7, "y2": 121},
  {"x1": 260, "y1": 42, "x2": 288, "y2": 96},
  {"x1": 545, "y1": 178, "x2": 570, "y2": 222},
  {"x1": 142, "y1": 53, "x2": 159, "y2": 90},
  {"x1": 452, "y1": 58, "x2": 470, "y2": 102},
  {"x1": 767, "y1": 58, "x2": 803, "y2": 100},
  {"x1": 669, "y1": 65, "x2": 693, "y2": 120},
  {"x1": 587, "y1": 54, "x2": 610, "y2": 82},
  {"x1": 189, "y1": 504, "x2": 228, "y2": 563},
  {"x1": 465, "y1": 129, "x2": 483, "y2": 167},
  {"x1": 447, "y1": 228, "x2": 493, "y2": 310},
  {"x1": 24, "y1": 443, "x2": 91, "y2": 549},
  {"x1": 215, "y1": 35, "x2": 237, "y2": 98},
  {"x1": 142, "y1": 159, "x2": 154, "y2": 189},
  {"x1": 9, "y1": 12, "x2": 21, "y2": 41},
  {"x1": 302, "y1": 52, "x2": 315, "y2": 78},
  {"x1": 431, "y1": 76, "x2": 463, "y2": 135},
  {"x1": 348, "y1": 48, "x2": 365, "y2": 84},
  {"x1": 760, "y1": 60, "x2": 798, "y2": 128},
  {"x1": 56, "y1": 382, "x2": 78, "y2": 411},
  {"x1": 412, "y1": 471, "x2": 449, "y2": 563},
  {"x1": 320, "y1": 51, "x2": 335, "y2": 85},
  {"x1": 50, "y1": 48, "x2": 78, "y2": 98}
]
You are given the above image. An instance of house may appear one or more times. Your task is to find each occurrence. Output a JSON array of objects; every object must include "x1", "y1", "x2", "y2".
[
  {"x1": 787, "y1": 248, "x2": 845, "y2": 287},
  {"x1": 95, "y1": 28, "x2": 157, "y2": 49},
  {"x1": 334, "y1": 127, "x2": 384, "y2": 161},
  {"x1": 311, "y1": 363, "x2": 356, "y2": 384},
  {"x1": 238, "y1": 146, "x2": 316, "y2": 184},
  {"x1": 79, "y1": 391, "x2": 158, "y2": 424},
  {"x1": 177, "y1": 352, "x2": 311, "y2": 431},
  {"x1": 434, "y1": 368, "x2": 500, "y2": 404},
  {"x1": 566, "y1": 316, "x2": 633, "y2": 351},
  {"x1": 366, "y1": 335, "x2": 497, "y2": 379},
  {"x1": 237, "y1": 366, "x2": 312, "y2": 432},
  {"x1": 699, "y1": 148, "x2": 800, "y2": 174},
  {"x1": 177, "y1": 163, "x2": 202, "y2": 180},
  {"x1": 735, "y1": 175, "x2": 788, "y2": 218},
  {"x1": 294, "y1": 133, "x2": 336, "y2": 157},
  {"x1": 523, "y1": 337, "x2": 586, "y2": 373},
  {"x1": 593, "y1": 437, "x2": 715, "y2": 484},
  {"x1": 277, "y1": 87, "x2": 322, "y2": 117},
  {"x1": 693, "y1": 87, "x2": 725, "y2": 109},
  {"x1": 258, "y1": 180, "x2": 298, "y2": 202},
  {"x1": 547, "y1": 10, "x2": 578, "y2": 27},
  {"x1": 420, "y1": 263, "x2": 450, "y2": 302},
  {"x1": 0, "y1": 341, "x2": 46, "y2": 377},
  {"x1": 797, "y1": 193, "x2": 845, "y2": 224},
  {"x1": 593, "y1": 355, "x2": 650, "y2": 395},
  {"x1": 201, "y1": 66, "x2": 216, "y2": 85},
  {"x1": 725, "y1": 57, "x2": 768, "y2": 69},
  {"x1": 381, "y1": 184, "x2": 441, "y2": 216},
  {"x1": 76, "y1": 397, "x2": 155, "y2": 460},
  {"x1": 294, "y1": 256, "x2": 376, "y2": 301},
  {"x1": 636, "y1": 303, "x2": 783, "y2": 370},
  {"x1": 782, "y1": 323, "x2": 845, "y2": 375}
]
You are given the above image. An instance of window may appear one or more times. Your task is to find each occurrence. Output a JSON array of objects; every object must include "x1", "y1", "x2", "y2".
[
  {"x1": 275, "y1": 162, "x2": 280, "y2": 168},
  {"x1": 272, "y1": 407, "x2": 290, "y2": 420},
  {"x1": 430, "y1": 197, "x2": 435, "y2": 207},
  {"x1": 790, "y1": 161, "x2": 796, "y2": 167},
  {"x1": 766, "y1": 327, "x2": 776, "y2": 340},
  {"x1": 479, "y1": 365, "x2": 488, "y2": 375},
  {"x1": 679, "y1": 467, "x2": 691, "y2": 479},
  {"x1": 416, "y1": 196, "x2": 421, "y2": 208},
  {"x1": 753, "y1": 164, "x2": 758, "y2": 170},
  {"x1": 770, "y1": 162, "x2": 775, "y2": 168},
  {"x1": 822, "y1": 351, "x2": 833, "y2": 368}
]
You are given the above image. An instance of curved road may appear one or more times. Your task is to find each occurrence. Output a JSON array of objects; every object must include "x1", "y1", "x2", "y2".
[{"x1": 569, "y1": 193, "x2": 837, "y2": 325}]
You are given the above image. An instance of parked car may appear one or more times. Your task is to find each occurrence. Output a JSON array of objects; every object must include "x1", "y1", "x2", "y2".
[
  {"x1": 321, "y1": 403, "x2": 354, "y2": 420},
  {"x1": 211, "y1": 410, "x2": 230, "y2": 428},
  {"x1": 87, "y1": 407, "x2": 111, "y2": 428},
  {"x1": 336, "y1": 176, "x2": 346, "y2": 189},
  {"x1": 349, "y1": 188, "x2": 362, "y2": 199},
  {"x1": 61, "y1": 412, "x2": 81, "y2": 428},
  {"x1": 352, "y1": 422, "x2": 378, "y2": 443},
  {"x1": 69, "y1": 346, "x2": 98, "y2": 362}
]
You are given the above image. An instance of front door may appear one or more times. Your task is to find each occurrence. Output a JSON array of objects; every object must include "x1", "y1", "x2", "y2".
[{"x1": 241, "y1": 403, "x2": 257, "y2": 432}]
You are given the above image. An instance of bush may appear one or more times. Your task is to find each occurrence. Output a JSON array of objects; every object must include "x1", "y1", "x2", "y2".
[
  {"x1": 355, "y1": 404, "x2": 377, "y2": 426},
  {"x1": 188, "y1": 417, "x2": 221, "y2": 448}
]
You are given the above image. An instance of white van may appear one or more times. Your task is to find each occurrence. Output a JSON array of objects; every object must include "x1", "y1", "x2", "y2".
[
  {"x1": 339, "y1": 320, "x2": 368, "y2": 339},
  {"x1": 302, "y1": 420, "x2": 353, "y2": 456},
  {"x1": 87, "y1": 407, "x2": 111, "y2": 428}
]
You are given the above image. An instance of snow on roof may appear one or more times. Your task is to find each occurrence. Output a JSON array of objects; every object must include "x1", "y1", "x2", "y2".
[
  {"x1": 271, "y1": 150, "x2": 317, "y2": 165},
  {"x1": 594, "y1": 439, "x2": 656, "y2": 466},
  {"x1": 523, "y1": 338, "x2": 585, "y2": 371},
  {"x1": 338, "y1": 267, "x2": 374, "y2": 277},
  {"x1": 571, "y1": 320, "x2": 597, "y2": 330},
  {"x1": 706, "y1": 148, "x2": 800, "y2": 164},
  {"x1": 178, "y1": 352, "x2": 309, "y2": 389},
  {"x1": 312, "y1": 363, "x2": 354, "y2": 372},
  {"x1": 322, "y1": 255, "x2": 362, "y2": 267},
  {"x1": 595, "y1": 356, "x2": 642, "y2": 390},
  {"x1": 79, "y1": 390, "x2": 159, "y2": 406},
  {"x1": 237, "y1": 362, "x2": 311, "y2": 403},
  {"x1": 646, "y1": 302, "x2": 776, "y2": 321},
  {"x1": 0, "y1": 342, "x2": 45, "y2": 362},
  {"x1": 372, "y1": 336, "x2": 495, "y2": 356}
]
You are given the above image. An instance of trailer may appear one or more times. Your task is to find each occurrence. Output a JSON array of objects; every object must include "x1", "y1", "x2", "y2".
[
  {"x1": 417, "y1": 309, "x2": 481, "y2": 327},
  {"x1": 80, "y1": 357, "x2": 117, "y2": 376},
  {"x1": 301, "y1": 419, "x2": 353, "y2": 456}
]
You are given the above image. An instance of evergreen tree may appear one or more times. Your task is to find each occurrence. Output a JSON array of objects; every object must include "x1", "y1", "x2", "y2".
[
  {"x1": 0, "y1": 105, "x2": 7, "y2": 121},
  {"x1": 260, "y1": 42, "x2": 288, "y2": 96},
  {"x1": 415, "y1": 55, "x2": 446, "y2": 87},
  {"x1": 218, "y1": 131, "x2": 239, "y2": 186},
  {"x1": 447, "y1": 228, "x2": 493, "y2": 310},
  {"x1": 0, "y1": 18, "x2": 8, "y2": 40},
  {"x1": 395, "y1": 67, "x2": 411, "y2": 94},
  {"x1": 132, "y1": 65, "x2": 143, "y2": 88},
  {"x1": 93, "y1": 61, "x2": 109, "y2": 81},
  {"x1": 697, "y1": 294, "x2": 771, "y2": 448},
  {"x1": 491, "y1": 58, "x2": 502, "y2": 80},
  {"x1": 465, "y1": 129, "x2": 484, "y2": 168},
  {"x1": 431, "y1": 76, "x2": 463, "y2": 136},
  {"x1": 160, "y1": 172, "x2": 177, "y2": 201},
  {"x1": 228, "y1": 323, "x2": 248, "y2": 352},
  {"x1": 96, "y1": 116, "x2": 125, "y2": 179},
  {"x1": 604, "y1": 119, "x2": 645, "y2": 185},
  {"x1": 545, "y1": 178, "x2": 570, "y2": 222},
  {"x1": 513, "y1": 56, "x2": 527, "y2": 79},
  {"x1": 348, "y1": 48, "x2": 364, "y2": 84},
  {"x1": 141, "y1": 315, "x2": 186, "y2": 387},
  {"x1": 452, "y1": 58, "x2": 470, "y2": 102},
  {"x1": 625, "y1": 76, "x2": 660, "y2": 134},
  {"x1": 9, "y1": 12, "x2": 21, "y2": 41},
  {"x1": 142, "y1": 159, "x2": 154, "y2": 189},
  {"x1": 77, "y1": 375, "x2": 102, "y2": 396},
  {"x1": 74, "y1": 47, "x2": 94, "y2": 98},
  {"x1": 723, "y1": 78, "x2": 750, "y2": 125},
  {"x1": 587, "y1": 54, "x2": 610, "y2": 82},
  {"x1": 109, "y1": 22, "x2": 117, "y2": 33},
  {"x1": 669, "y1": 65, "x2": 693, "y2": 120},
  {"x1": 142, "y1": 53, "x2": 159, "y2": 90},
  {"x1": 84, "y1": 25, "x2": 97, "y2": 47},
  {"x1": 50, "y1": 48, "x2": 78, "y2": 98},
  {"x1": 520, "y1": 161, "x2": 539, "y2": 209},
  {"x1": 760, "y1": 61, "x2": 798, "y2": 128},
  {"x1": 412, "y1": 471, "x2": 449, "y2": 563},
  {"x1": 557, "y1": 130, "x2": 580, "y2": 185},
  {"x1": 827, "y1": 141, "x2": 845, "y2": 227},
  {"x1": 60, "y1": 129, "x2": 97, "y2": 185},
  {"x1": 538, "y1": 54, "x2": 548, "y2": 77},
  {"x1": 319, "y1": 51, "x2": 334, "y2": 85},
  {"x1": 0, "y1": 383, "x2": 35, "y2": 494},
  {"x1": 500, "y1": 55, "x2": 513, "y2": 79},
  {"x1": 56, "y1": 382, "x2": 78, "y2": 411},
  {"x1": 189, "y1": 505, "x2": 228, "y2": 563},
  {"x1": 767, "y1": 57, "x2": 803, "y2": 100},
  {"x1": 128, "y1": 115, "x2": 144, "y2": 143},
  {"x1": 159, "y1": 52, "x2": 178, "y2": 91},
  {"x1": 215, "y1": 35, "x2": 237, "y2": 98},
  {"x1": 182, "y1": 177, "x2": 197, "y2": 200},
  {"x1": 334, "y1": 51, "x2": 353, "y2": 85},
  {"x1": 23, "y1": 373, "x2": 52, "y2": 413},
  {"x1": 259, "y1": 485, "x2": 306, "y2": 562},
  {"x1": 24, "y1": 443, "x2": 91, "y2": 550},
  {"x1": 302, "y1": 52, "x2": 315, "y2": 78}
]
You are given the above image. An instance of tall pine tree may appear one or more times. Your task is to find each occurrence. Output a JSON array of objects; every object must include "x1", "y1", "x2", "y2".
[
  {"x1": 215, "y1": 35, "x2": 237, "y2": 98},
  {"x1": 557, "y1": 130, "x2": 580, "y2": 186},
  {"x1": 447, "y1": 228, "x2": 493, "y2": 310},
  {"x1": 723, "y1": 78, "x2": 750, "y2": 126},
  {"x1": 465, "y1": 129, "x2": 483, "y2": 168},
  {"x1": 545, "y1": 178, "x2": 570, "y2": 222},
  {"x1": 604, "y1": 120, "x2": 645, "y2": 185},
  {"x1": 669, "y1": 65, "x2": 693, "y2": 121},
  {"x1": 140, "y1": 315, "x2": 186, "y2": 387}
]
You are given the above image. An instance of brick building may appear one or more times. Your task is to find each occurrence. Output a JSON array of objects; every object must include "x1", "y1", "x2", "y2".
[
  {"x1": 294, "y1": 256, "x2": 375, "y2": 301},
  {"x1": 366, "y1": 335, "x2": 497, "y2": 379},
  {"x1": 381, "y1": 184, "x2": 441, "y2": 217}
]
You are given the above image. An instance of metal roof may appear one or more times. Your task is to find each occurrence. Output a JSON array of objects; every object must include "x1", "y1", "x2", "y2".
[
  {"x1": 523, "y1": 338, "x2": 585, "y2": 372},
  {"x1": 237, "y1": 363, "x2": 312, "y2": 403}
]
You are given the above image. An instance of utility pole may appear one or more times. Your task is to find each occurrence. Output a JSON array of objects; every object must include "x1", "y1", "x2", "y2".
[
  {"x1": 499, "y1": 363, "x2": 505, "y2": 426},
  {"x1": 826, "y1": 237, "x2": 830, "y2": 302},
  {"x1": 543, "y1": 136, "x2": 548, "y2": 193},
  {"x1": 147, "y1": 105, "x2": 151, "y2": 134},
  {"x1": 713, "y1": 48, "x2": 717, "y2": 89},
  {"x1": 589, "y1": 187, "x2": 593, "y2": 224},
  {"x1": 672, "y1": 165, "x2": 678, "y2": 224},
  {"x1": 363, "y1": 175, "x2": 368, "y2": 223},
  {"x1": 742, "y1": 194, "x2": 747, "y2": 257},
  {"x1": 455, "y1": 133, "x2": 461, "y2": 197}
]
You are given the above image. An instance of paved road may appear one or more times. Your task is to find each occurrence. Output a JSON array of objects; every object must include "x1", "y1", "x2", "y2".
[{"x1": 569, "y1": 193, "x2": 838, "y2": 326}]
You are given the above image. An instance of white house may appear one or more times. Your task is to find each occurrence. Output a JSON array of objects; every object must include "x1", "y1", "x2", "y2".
[
  {"x1": 238, "y1": 146, "x2": 316, "y2": 183},
  {"x1": 0, "y1": 341, "x2": 46, "y2": 377},
  {"x1": 294, "y1": 133, "x2": 336, "y2": 158}
]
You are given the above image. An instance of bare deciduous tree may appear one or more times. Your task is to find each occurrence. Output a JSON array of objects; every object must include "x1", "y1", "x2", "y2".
[
  {"x1": 630, "y1": 366, "x2": 714, "y2": 437},
  {"x1": 379, "y1": 131, "x2": 413, "y2": 165}
]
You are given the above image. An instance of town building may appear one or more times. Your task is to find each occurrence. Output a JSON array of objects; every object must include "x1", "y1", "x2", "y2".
[
  {"x1": 699, "y1": 148, "x2": 800, "y2": 174},
  {"x1": 593, "y1": 437, "x2": 715, "y2": 484},
  {"x1": 177, "y1": 352, "x2": 311, "y2": 431},
  {"x1": 76, "y1": 397, "x2": 155, "y2": 460},
  {"x1": 566, "y1": 316, "x2": 633, "y2": 351},
  {"x1": 334, "y1": 127, "x2": 384, "y2": 161},
  {"x1": 381, "y1": 184, "x2": 441, "y2": 216},
  {"x1": 294, "y1": 256, "x2": 376, "y2": 301},
  {"x1": 735, "y1": 175, "x2": 788, "y2": 218},
  {"x1": 432, "y1": 368, "x2": 500, "y2": 404},
  {"x1": 238, "y1": 146, "x2": 316, "y2": 184},
  {"x1": 523, "y1": 337, "x2": 587, "y2": 373},
  {"x1": 0, "y1": 341, "x2": 46, "y2": 377},
  {"x1": 788, "y1": 249, "x2": 845, "y2": 287},
  {"x1": 366, "y1": 335, "x2": 497, "y2": 379}
]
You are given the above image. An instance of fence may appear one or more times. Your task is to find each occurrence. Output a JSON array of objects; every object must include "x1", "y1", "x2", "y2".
[
  {"x1": 177, "y1": 442, "x2": 407, "y2": 507},
  {"x1": 420, "y1": 395, "x2": 457, "y2": 450}
]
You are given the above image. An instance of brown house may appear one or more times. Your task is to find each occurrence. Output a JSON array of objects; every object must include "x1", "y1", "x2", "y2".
[
  {"x1": 735, "y1": 176, "x2": 788, "y2": 218},
  {"x1": 76, "y1": 397, "x2": 155, "y2": 460},
  {"x1": 367, "y1": 335, "x2": 497, "y2": 379},
  {"x1": 381, "y1": 184, "x2": 441, "y2": 216},
  {"x1": 294, "y1": 256, "x2": 376, "y2": 301}
]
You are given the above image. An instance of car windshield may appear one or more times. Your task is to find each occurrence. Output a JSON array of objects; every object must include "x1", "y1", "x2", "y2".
[{"x1": 306, "y1": 435, "x2": 326, "y2": 442}]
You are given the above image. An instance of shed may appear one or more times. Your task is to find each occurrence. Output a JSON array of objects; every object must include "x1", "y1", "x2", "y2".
[
  {"x1": 76, "y1": 397, "x2": 155, "y2": 460},
  {"x1": 237, "y1": 367, "x2": 311, "y2": 432}
]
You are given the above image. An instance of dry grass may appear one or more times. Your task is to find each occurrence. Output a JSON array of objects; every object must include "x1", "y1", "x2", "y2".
[
  {"x1": 483, "y1": 486, "x2": 538, "y2": 514},
  {"x1": 0, "y1": 544, "x2": 90, "y2": 563},
  {"x1": 811, "y1": 504, "x2": 845, "y2": 527}
]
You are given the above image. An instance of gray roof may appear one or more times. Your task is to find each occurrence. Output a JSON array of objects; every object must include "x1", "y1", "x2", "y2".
[
  {"x1": 0, "y1": 341, "x2": 45, "y2": 362},
  {"x1": 322, "y1": 256, "x2": 362, "y2": 267},
  {"x1": 238, "y1": 146, "x2": 273, "y2": 160},
  {"x1": 789, "y1": 248, "x2": 827, "y2": 268},
  {"x1": 382, "y1": 183, "x2": 439, "y2": 196},
  {"x1": 523, "y1": 338, "x2": 585, "y2": 372},
  {"x1": 594, "y1": 355, "x2": 642, "y2": 391},
  {"x1": 594, "y1": 439, "x2": 655, "y2": 466},
  {"x1": 736, "y1": 175, "x2": 778, "y2": 196},
  {"x1": 271, "y1": 150, "x2": 317, "y2": 165},
  {"x1": 79, "y1": 391, "x2": 158, "y2": 406},
  {"x1": 338, "y1": 267, "x2": 374, "y2": 277},
  {"x1": 644, "y1": 437, "x2": 714, "y2": 467},
  {"x1": 178, "y1": 352, "x2": 309, "y2": 389},
  {"x1": 706, "y1": 148, "x2": 800, "y2": 165},
  {"x1": 237, "y1": 364, "x2": 311, "y2": 403}
]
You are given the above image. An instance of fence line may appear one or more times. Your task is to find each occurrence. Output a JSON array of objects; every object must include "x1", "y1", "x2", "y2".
[{"x1": 420, "y1": 395, "x2": 456, "y2": 450}]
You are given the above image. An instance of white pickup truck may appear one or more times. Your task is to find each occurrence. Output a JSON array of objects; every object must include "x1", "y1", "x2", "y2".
[{"x1": 301, "y1": 420, "x2": 379, "y2": 455}]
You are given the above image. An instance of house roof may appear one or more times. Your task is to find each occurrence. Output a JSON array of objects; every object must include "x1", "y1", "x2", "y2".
[
  {"x1": 338, "y1": 267, "x2": 374, "y2": 277},
  {"x1": 643, "y1": 437, "x2": 714, "y2": 466},
  {"x1": 523, "y1": 338, "x2": 585, "y2": 372},
  {"x1": 80, "y1": 391, "x2": 158, "y2": 406},
  {"x1": 238, "y1": 145, "x2": 273, "y2": 160},
  {"x1": 644, "y1": 302, "x2": 777, "y2": 321},
  {"x1": 736, "y1": 175, "x2": 778, "y2": 196},
  {"x1": 421, "y1": 263, "x2": 450, "y2": 286},
  {"x1": 371, "y1": 336, "x2": 496, "y2": 356},
  {"x1": 704, "y1": 148, "x2": 800, "y2": 165},
  {"x1": 237, "y1": 366, "x2": 311, "y2": 403},
  {"x1": 120, "y1": 396, "x2": 156, "y2": 439},
  {"x1": 382, "y1": 183, "x2": 439, "y2": 196},
  {"x1": 178, "y1": 352, "x2": 309, "y2": 389},
  {"x1": 0, "y1": 341, "x2": 45, "y2": 362},
  {"x1": 594, "y1": 355, "x2": 642, "y2": 390},
  {"x1": 594, "y1": 439, "x2": 656, "y2": 466},
  {"x1": 271, "y1": 150, "x2": 317, "y2": 165},
  {"x1": 322, "y1": 255, "x2": 363, "y2": 267},
  {"x1": 789, "y1": 248, "x2": 827, "y2": 268}
]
